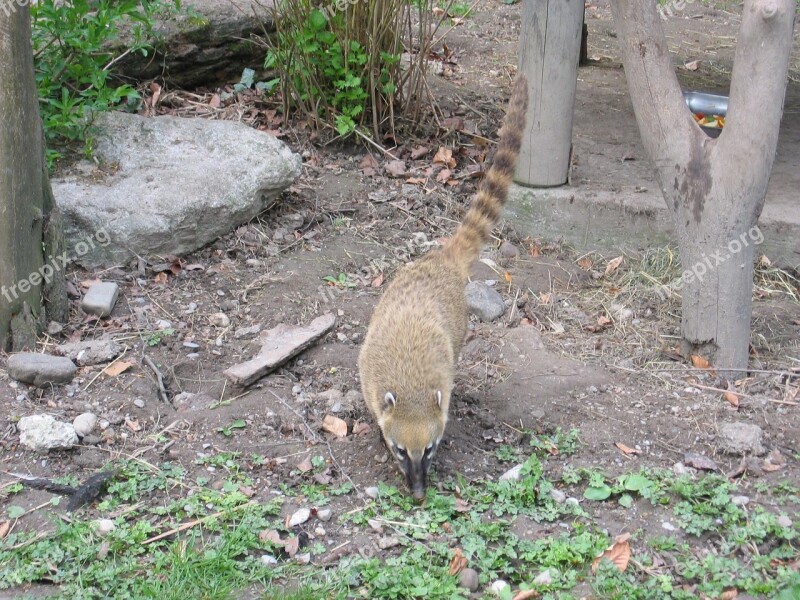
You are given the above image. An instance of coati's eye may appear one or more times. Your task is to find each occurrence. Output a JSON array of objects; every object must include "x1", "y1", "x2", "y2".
[{"x1": 393, "y1": 445, "x2": 408, "y2": 460}]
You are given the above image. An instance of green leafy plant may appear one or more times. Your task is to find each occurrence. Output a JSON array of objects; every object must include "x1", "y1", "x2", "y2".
[
  {"x1": 31, "y1": 0, "x2": 179, "y2": 166},
  {"x1": 216, "y1": 419, "x2": 247, "y2": 437},
  {"x1": 322, "y1": 273, "x2": 356, "y2": 288}
]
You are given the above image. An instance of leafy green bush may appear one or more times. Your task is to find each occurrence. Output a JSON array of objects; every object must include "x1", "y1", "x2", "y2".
[{"x1": 31, "y1": 0, "x2": 178, "y2": 165}]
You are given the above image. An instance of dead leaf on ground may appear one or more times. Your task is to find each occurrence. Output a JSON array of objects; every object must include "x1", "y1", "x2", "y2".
[
  {"x1": 405, "y1": 177, "x2": 426, "y2": 185},
  {"x1": 359, "y1": 154, "x2": 379, "y2": 170},
  {"x1": 591, "y1": 532, "x2": 631, "y2": 574},
  {"x1": 719, "y1": 589, "x2": 738, "y2": 600},
  {"x1": 125, "y1": 418, "x2": 141, "y2": 432},
  {"x1": 259, "y1": 529, "x2": 283, "y2": 545},
  {"x1": 0, "y1": 520, "x2": 10, "y2": 540},
  {"x1": 615, "y1": 442, "x2": 640, "y2": 456},
  {"x1": 684, "y1": 59, "x2": 701, "y2": 71},
  {"x1": 385, "y1": 160, "x2": 407, "y2": 177},
  {"x1": 296, "y1": 457, "x2": 313, "y2": 473},
  {"x1": 448, "y1": 548, "x2": 468, "y2": 575},
  {"x1": 104, "y1": 361, "x2": 133, "y2": 377},
  {"x1": 371, "y1": 273, "x2": 385, "y2": 288},
  {"x1": 759, "y1": 255, "x2": 772, "y2": 268},
  {"x1": 512, "y1": 591, "x2": 539, "y2": 600},
  {"x1": 598, "y1": 315, "x2": 612, "y2": 327},
  {"x1": 455, "y1": 498, "x2": 470, "y2": 512},
  {"x1": 153, "y1": 272, "x2": 169, "y2": 285},
  {"x1": 723, "y1": 391, "x2": 740, "y2": 408},
  {"x1": 410, "y1": 145, "x2": 430, "y2": 159},
  {"x1": 433, "y1": 146, "x2": 456, "y2": 168},
  {"x1": 436, "y1": 168, "x2": 452, "y2": 183},
  {"x1": 577, "y1": 257, "x2": 593, "y2": 270},
  {"x1": 208, "y1": 93, "x2": 221, "y2": 108},
  {"x1": 352, "y1": 421, "x2": 372, "y2": 436},
  {"x1": 322, "y1": 415, "x2": 348, "y2": 438},
  {"x1": 604, "y1": 256, "x2": 624, "y2": 276},
  {"x1": 284, "y1": 536, "x2": 300, "y2": 558},
  {"x1": 691, "y1": 355, "x2": 710, "y2": 369},
  {"x1": 441, "y1": 116, "x2": 465, "y2": 131}
]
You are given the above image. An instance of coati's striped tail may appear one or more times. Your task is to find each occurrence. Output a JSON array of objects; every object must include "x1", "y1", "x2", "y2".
[{"x1": 444, "y1": 75, "x2": 528, "y2": 271}]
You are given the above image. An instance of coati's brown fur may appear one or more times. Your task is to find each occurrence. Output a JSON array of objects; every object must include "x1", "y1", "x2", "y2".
[{"x1": 358, "y1": 76, "x2": 529, "y2": 499}]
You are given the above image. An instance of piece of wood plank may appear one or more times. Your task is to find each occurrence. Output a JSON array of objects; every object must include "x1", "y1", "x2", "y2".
[{"x1": 224, "y1": 313, "x2": 336, "y2": 386}]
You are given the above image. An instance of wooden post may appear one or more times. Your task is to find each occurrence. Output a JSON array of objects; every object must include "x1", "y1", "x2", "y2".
[{"x1": 515, "y1": 0, "x2": 584, "y2": 187}]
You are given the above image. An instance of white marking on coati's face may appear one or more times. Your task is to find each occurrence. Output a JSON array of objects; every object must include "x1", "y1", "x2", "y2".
[{"x1": 379, "y1": 390, "x2": 446, "y2": 500}]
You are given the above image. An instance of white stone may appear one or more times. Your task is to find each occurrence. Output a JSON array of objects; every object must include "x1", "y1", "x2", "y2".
[
  {"x1": 95, "y1": 519, "x2": 116, "y2": 536},
  {"x1": 288, "y1": 508, "x2": 311, "y2": 527},
  {"x1": 534, "y1": 569, "x2": 553, "y2": 585},
  {"x1": 18, "y1": 415, "x2": 78, "y2": 452},
  {"x1": 72, "y1": 412, "x2": 98, "y2": 437},
  {"x1": 81, "y1": 283, "x2": 120, "y2": 317},
  {"x1": 490, "y1": 580, "x2": 509, "y2": 596},
  {"x1": 499, "y1": 464, "x2": 523, "y2": 482}
]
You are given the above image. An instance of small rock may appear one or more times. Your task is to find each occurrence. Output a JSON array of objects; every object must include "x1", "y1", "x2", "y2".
[
  {"x1": 465, "y1": 281, "x2": 506, "y2": 322},
  {"x1": 57, "y1": 339, "x2": 122, "y2": 366},
  {"x1": 718, "y1": 422, "x2": 766, "y2": 456},
  {"x1": 490, "y1": 580, "x2": 509, "y2": 596},
  {"x1": 133, "y1": 398, "x2": 145, "y2": 408},
  {"x1": 317, "y1": 389, "x2": 344, "y2": 406},
  {"x1": 611, "y1": 303, "x2": 634, "y2": 322},
  {"x1": 672, "y1": 462, "x2": 690, "y2": 475},
  {"x1": 7, "y1": 353, "x2": 77, "y2": 386},
  {"x1": 94, "y1": 519, "x2": 116, "y2": 536},
  {"x1": 260, "y1": 555, "x2": 278, "y2": 566},
  {"x1": 155, "y1": 319, "x2": 172, "y2": 330},
  {"x1": 288, "y1": 508, "x2": 311, "y2": 527},
  {"x1": 550, "y1": 489, "x2": 567, "y2": 504},
  {"x1": 683, "y1": 452, "x2": 719, "y2": 471},
  {"x1": 182, "y1": 341, "x2": 200, "y2": 349},
  {"x1": 314, "y1": 526, "x2": 326, "y2": 536},
  {"x1": 81, "y1": 434, "x2": 102, "y2": 446},
  {"x1": 499, "y1": 241, "x2": 519, "y2": 258},
  {"x1": 345, "y1": 389, "x2": 363, "y2": 405},
  {"x1": 234, "y1": 324, "x2": 262, "y2": 339},
  {"x1": 72, "y1": 412, "x2": 98, "y2": 437},
  {"x1": 499, "y1": 464, "x2": 523, "y2": 482},
  {"x1": 777, "y1": 515, "x2": 792, "y2": 528},
  {"x1": 209, "y1": 312, "x2": 231, "y2": 328},
  {"x1": 368, "y1": 518, "x2": 383, "y2": 533},
  {"x1": 534, "y1": 569, "x2": 553, "y2": 585},
  {"x1": 81, "y1": 282, "x2": 119, "y2": 317},
  {"x1": 365, "y1": 486, "x2": 379, "y2": 499},
  {"x1": 565, "y1": 497, "x2": 580, "y2": 507},
  {"x1": 317, "y1": 508, "x2": 332, "y2": 522},
  {"x1": 731, "y1": 495, "x2": 749, "y2": 507},
  {"x1": 458, "y1": 568, "x2": 479, "y2": 592},
  {"x1": 294, "y1": 553, "x2": 311, "y2": 564},
  {"x1": 18, "y1": 414, "x2": 78, "y2": 452},
  {"x1": 378, "y1": 536, "x2": 400, "y2": 549},
  {"x1": 46, "y1": 321, "x2": 64, "y2": 336},
  {"x1": 662, "y1": 522, "x2": 677, "y2": 532}
]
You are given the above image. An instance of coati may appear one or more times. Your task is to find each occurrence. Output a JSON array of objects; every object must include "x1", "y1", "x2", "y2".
[{"x1": 358, "y1": 76, "x2": 529, "y2": 499}]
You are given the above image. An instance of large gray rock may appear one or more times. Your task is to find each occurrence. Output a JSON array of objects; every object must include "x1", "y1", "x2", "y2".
[
  {"x1": 53, "y1": 112, "x2": 301, "y2": 267},
  {"x1": 18, "y1": 415, "x2": 79, "y2": 452},
  {"x1": 118, "y1": 0, "x2": 275, "y2": 87},
  {"x1": 465, "y1": 281, "x2": 506, "y2": 322},
  {"x1": 7, "y1": 353, "x2": 77, "y2": 386},
  {"x1": 718, "y1": 422, "x2": 765, "y2": 456},
  {"x1": 57, "y1": 339, "x2": 122, "y2": 366}
]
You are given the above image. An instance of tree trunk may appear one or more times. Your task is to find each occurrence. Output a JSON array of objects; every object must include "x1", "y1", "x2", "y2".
[
  {"x1": 0, "y1": 5, "x2": 67, "y2": 350},
  {"x1": 610, "y1": 0, "x2": 794, "y2": 377}
]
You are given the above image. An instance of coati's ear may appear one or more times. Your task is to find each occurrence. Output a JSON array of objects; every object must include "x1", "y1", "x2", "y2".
[
  {"x1": 435, "y1": 390, "x2": 442, "y2": 408},
  {"x1": 383, "y1": 392, "x2": 396, "y2": 411}
]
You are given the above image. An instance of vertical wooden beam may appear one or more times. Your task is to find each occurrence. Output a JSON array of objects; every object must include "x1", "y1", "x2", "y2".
[{"x1": 515, "y1": 0, "x2": 584, "y2": 187}]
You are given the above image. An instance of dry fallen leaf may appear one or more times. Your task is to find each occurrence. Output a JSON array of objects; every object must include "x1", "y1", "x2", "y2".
[
  {"x1": 284, "y1": 536, "x2": 299, "y2": 558},
  {"x1": 125, "y1": 418, "x2": 141, "y2": 432},
  {"x1": 371, "y1": 273, "x2": 385, "y2": 288},
  {"x1": 352, "y1": 421, "x2": 372, "y2": 436},
  {"x1": 691, "y1": 355, "x2": 710, "y2": 369},
  {"x1": 759, "y1": 255, "x2": 772, "y2": 268},
  {"x1": 104, "y1": 360, "x2": 133, "y2": 377},
  {"x1": 512, "y1": 591, "x2": 539, "y2": 600},
  {"x1": 0, "y1": 520, "x2": 10, "y2": 540},
  {"x1": 405, "y1": 177, "x2": 426, "y2": 185},
  {"x1": 604, "y1": 256, "x2": 624, "y2": 276},
  {"x1": 448, "y1": 548, "x2": 468, "y2": 576},
  {"x1": 410, "y1": 145, "x2": 430, "y2": 160},
  {"x1": 385, "y1": 160, "x2": 407, "y2": 177},
  {"x1": 153, "y1": 272, "x2": 169, "y2": 285},
  {"x1": 504, "y1": 271, "x2": 512, "y2": 283},
  {"x1": 296, "y1": 457, "x2": 313, "y2": 473},
  {"x1": 433, "y1": 146, "x2": 457, "y2": 168},
  {"x1": 436, "y1": 168, "x2": 452, "y2": 183},
  {"x1": 455, "y1": 498, "x2": 470, "y2": 512},
  {"x1": 577, "y1": 257, "x2": 593, "y2": 270},
  {"x1": 598, "y1": 315, "x2": 612, "y2": 327},
  {"x1": 259, "y1": 529, "x2": 283, "y2": 545},
  {"x1": 684, "y1": 59, "x2": 701, "y2": 71},
  {"x1": 719, "y1": 589, "x2": 738, "y2": 600},
  {"x1": 322, "y1": 415, "x2": 348, "y2": 438},
  {"x1": 592, "y1": 532, "x2": 631, "y2": 574},
  {"x1": 615, "y1": 442, "x2": 640, "y2": 456},
  {"x1": 360, "y1": 154, "x2": 379, "y2": 170},
  {"x1": 723, "y1": 391, "x2": 740, "y2": 408}
]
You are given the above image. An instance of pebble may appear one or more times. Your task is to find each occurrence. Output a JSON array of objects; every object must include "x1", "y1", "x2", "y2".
[
  {"x1": 260, "y1": 555, "x2": 278, "y2": 566},
  {"x1": 94, "y1": 519, "x2": 116, "y2": 536},
  {"x1": 550, "y1": 489, "x2": 567, "y2": 504},
  {"x1": 183, "y1": 341, "x2": 200, "y2": 349},
  {"x1": 490, "y1": 580, "x2": 509, "y2": 596},
  {"x1": 155, "y1": 319, "x2": 172, "y2": 330},
  {"x1": 209, "y1": 312, "x2": 230, "y2": 328},
  {"x1": 777, "y1": 515, "x2": 793, "y2": 528},
  {"x1": 534, "y1": 569, "x2": 553, "y2": 585},
  {"x1": 133, "y1": 398, "x2": 145, "y2": 408},
  {"x1": 499, "y1": 464, "x2": 523, "y2": 482},
  {"x1": 234, "y1": 324, "x2": 262, "y2": 339},
  {"x1": 731, "y1": 495, "x2": 750, "y2": 507},
  {"x1": 368, "y1": 519, "x2": 384, "y2": 533},
  {"x1": 288, "y1": 508, "x2": 311, "y2": 527},
  {"x1": 57, "y1": 339, "x2": 122, "y2": 366},
  {"x1": 295, "y1": 553, "x2": 311, "y2": 564},
  {"x1": 662, "y1": 522, "x2": 677, "y2": 532},
  {"x1": 499, "y1": 241, "x2": 519, "y2": 258},
  {"x1": 317, "y1": 508, "x2": 332, "y2": 522},
  {"x1": 718, "y1": 422, "x2": 765, "y2": 456},
  {"x1": 81, "y1": 282, "x2": 119, "y2": 317},
  {"x1": 72, "y1": 412, "x2": 98, "y2": 437},
  {"x1": 458, "y1": 568, "x2": 479, "y2": 592},
  {"x1": 314, "y1": 526, "x2": 326, "y2": 536},
  {"x1": 365, "y1": 486, "x2": 379, "y2": 499},
  {"x1": 46, "y1": 321, "x2": 64, "y2": 335},
  {"x1": 378, "y1": 536, "x2": 400, "y2": 549}
]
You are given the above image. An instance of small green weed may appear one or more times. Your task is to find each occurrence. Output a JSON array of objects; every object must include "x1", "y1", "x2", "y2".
[{"x1": 322, "y1": 273, "x2": 356, "y2": 288}]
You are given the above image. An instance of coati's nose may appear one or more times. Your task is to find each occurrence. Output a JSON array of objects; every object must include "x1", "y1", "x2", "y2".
[{"x1": 411, "y1": 486, "x2": 426, "y2": 502}]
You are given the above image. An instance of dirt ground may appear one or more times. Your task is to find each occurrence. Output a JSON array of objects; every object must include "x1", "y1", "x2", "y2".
[{"x1": 1, "y1": 1, "x2": 799, "y2": 597}]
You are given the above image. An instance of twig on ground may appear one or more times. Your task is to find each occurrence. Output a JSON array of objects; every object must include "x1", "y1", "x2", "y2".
[{"x1": 143, "y1": 355, "x2": 170, "y2": 404}]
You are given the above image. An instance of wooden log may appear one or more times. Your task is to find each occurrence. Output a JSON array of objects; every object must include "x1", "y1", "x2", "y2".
[{"x1": 515, "y1": 0, "x2": 584, "y2": 187}]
